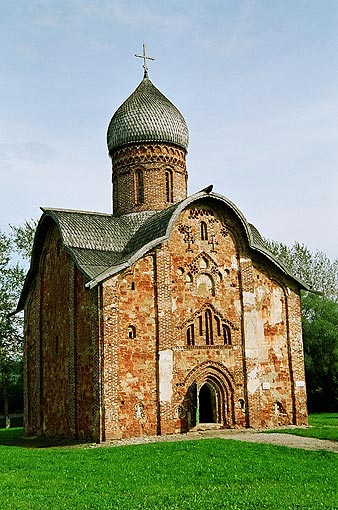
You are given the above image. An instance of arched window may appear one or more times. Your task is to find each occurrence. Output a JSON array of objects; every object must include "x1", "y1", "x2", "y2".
[
  {"x1": 186, "y1": 324, "x2": 195, "y2": 346},
  {"x1": 215, "y1": 316, "x2": 221, "y2": 336},
  {"x1": 196, "y1": 273, "x2": 215, "y2": 297},
  {"x1": 199, "y1": 256, "x2": 208, "y2": 269},
  {"x1": 238, "y1": 398, "x2": 245, "y2": 412},
  {"x1": 128, "y1": 325, "x2": 136, "y2": 339},
  {"x1": 201, "y1": 221, "x2": 208, "y2": 240},
  {"x1": 165, "y1": 169, "x2": 173, "y2": 203},
  {"x1": 223, "y1": 324, "x2": 231, "y2": 345},
  {"x1": 198, "y1": 315, "x2": 203, "y2": 336},
  {"x1": 135, "y1": 169, "x2": 144, "y2": 204},
  {"x1": 186, "y1": 272, "x2": 193, "y2": 283}
]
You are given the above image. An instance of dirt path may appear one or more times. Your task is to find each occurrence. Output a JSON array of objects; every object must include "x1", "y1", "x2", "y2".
[{"x1": 99, "y1": 428, "x2": 338, "y2": 453}]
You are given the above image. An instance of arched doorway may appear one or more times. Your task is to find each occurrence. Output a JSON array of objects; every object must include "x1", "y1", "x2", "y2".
[
  {"x1": 199, "y1": 383, "x2": 217, "y2": 423},
  {"x1": 182, "y1": 362, "x2": 235, "y2": 431}
]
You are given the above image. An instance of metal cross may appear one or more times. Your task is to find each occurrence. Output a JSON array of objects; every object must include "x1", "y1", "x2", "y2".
[{"x1": 135, "y1": 43, "x2": 155, "y2": 77}]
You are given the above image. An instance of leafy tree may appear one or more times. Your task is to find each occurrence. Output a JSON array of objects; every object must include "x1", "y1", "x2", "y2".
[
  {"x1": 302, "y1": 293, "x2": 338, "y2": 412},
  {"x1": 0, "y1": 220, "x2": 36, "y2": 427},
  {"x1": 265, "y1": 240, "x2": 338, "y2": 302},
  {"x1": 10, "y1": 219, "x2": 38, "y2": 261},
  {"x1": 265, "y1": 239, "x2": 338, "y2": 412}
]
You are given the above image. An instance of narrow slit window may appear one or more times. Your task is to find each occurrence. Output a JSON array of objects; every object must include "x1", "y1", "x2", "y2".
[
  {"x1": 215, "y1": 316, "x2": 221, "y2": 336},
  {"x1": 201, "y1": 221, "x2": 208, "y2": 240},
  {"x1": 223, "y1": 324, "x2": 231, "y2": 345},
  {"x1": 128, "y1": 325, "x2": 136, "y2": 339},
  {"x1": 135, "y1": 169, "x2": 144, "y2": 204},
  {"x1": 113, "y1": 174, "x2": 118, "y2": 211},
  {"x1": 205, "y1": 309, "x2": 213, "y2": 345},
  {"x1": 198, "y1": 315, "x2": 203, "y2": 336},
  {"x1": 186, "y1": 324, "x2": 195, "y2": 346},
  {"x1": 165, "y1": 169, "x2": 173, "y2": 203}
]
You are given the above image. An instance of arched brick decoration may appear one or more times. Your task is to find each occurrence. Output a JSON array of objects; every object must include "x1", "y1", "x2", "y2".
[{"x1": 182, "y1": 361, "x2": 235, "y2": 430}]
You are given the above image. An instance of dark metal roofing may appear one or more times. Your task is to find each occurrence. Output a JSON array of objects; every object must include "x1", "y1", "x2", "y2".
[
  {"x1": 107, "y1": 77, "x2": 189, "y2": 153},
  {"x1": 17, "y1": 190, "x2": 313, "y2": 312}
]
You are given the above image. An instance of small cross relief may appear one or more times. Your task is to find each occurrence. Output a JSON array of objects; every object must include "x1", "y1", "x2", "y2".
[{"x1": 178, "y1": 224, "x2": 195, "y2": 251}]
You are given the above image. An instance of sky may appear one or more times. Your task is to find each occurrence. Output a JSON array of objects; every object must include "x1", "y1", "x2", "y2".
[{"x1": 1, "y1": 0, "x2": 337, "y2": 259}]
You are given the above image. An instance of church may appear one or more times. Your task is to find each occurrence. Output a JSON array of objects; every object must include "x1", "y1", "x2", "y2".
[{"x1": 18, "y1": 51, "x2": 309, "y2": 441}]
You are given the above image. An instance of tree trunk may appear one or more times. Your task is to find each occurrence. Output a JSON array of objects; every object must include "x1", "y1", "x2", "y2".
[
  {"x1": 0, "y1": 357, "x2": 11, "y2": 429},
  {"x1": 3, "y1": 375, "x2": 10, "y2": 428}
]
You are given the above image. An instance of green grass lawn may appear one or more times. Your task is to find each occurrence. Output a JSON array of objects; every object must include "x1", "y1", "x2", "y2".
[
  {"x1": 1, "y1": 427, "x2": 338, "y2": 510},
  {"x1": 273, "y1": 413, "x2": 338, "y2": 442}
]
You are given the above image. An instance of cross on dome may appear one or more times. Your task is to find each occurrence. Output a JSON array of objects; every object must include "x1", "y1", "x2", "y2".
[{"x1": 135, "y1": 42, "x2": 155, "y2": 77}]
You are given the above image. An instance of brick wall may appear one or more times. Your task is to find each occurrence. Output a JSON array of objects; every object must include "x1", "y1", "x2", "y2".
[
  {"x1": 111, "y1": 143, "x2": 187, "y2": 215},
  {"x1": 24, "y1": 223, "x2": 98, "y2": 440},
  {"x1": 24, "y1": 199, "x2": 307, "y2": 441},
  {"x1": 101, "y1": 255, "x2": 158, "y2": 439},
  {"x1": 99, "y1": 200, "x2": 307, "y2": 437}
]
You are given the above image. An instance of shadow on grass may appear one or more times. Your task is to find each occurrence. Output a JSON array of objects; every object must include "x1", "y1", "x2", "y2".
[{"x1": 0, "y1": 428, "x2": 90, "y2": 449}]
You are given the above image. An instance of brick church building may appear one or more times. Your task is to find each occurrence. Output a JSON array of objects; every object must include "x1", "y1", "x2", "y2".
[{"x1": 18, "y1": 61, "x2": 309, "y2": 441}]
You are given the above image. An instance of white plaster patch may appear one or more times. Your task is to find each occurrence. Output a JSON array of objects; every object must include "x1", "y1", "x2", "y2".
[
  {"x1": 247, "y1": 366, "x2": 261, "y2": 394},
  {"x1": 244, "y1": 309, "x2": 264, "y2": 349},
  {"x1": 159, "y1": 350, "x2": 173, "y2": 403},
  {"x1": 270, "y1": 287, "x2": 283, "y2": 325},
  {"x1": 234, "y1": 299, "x2": 242, "y2": 316},
  {"x1": 243, "y1": 291, "x2": 255, "y2": 306},
  {"x1": 231, "y1": 255, "x2": 238, "y2": 270},
  {"x1": 255, "y1": 286, "x2": 265, "y2": 302},
  {"x1": 246, "y1": 348, "x2": 259, "y2": 359},
  {"x1": 172, "y1": 297, "x2": 177, "y2": 312}
]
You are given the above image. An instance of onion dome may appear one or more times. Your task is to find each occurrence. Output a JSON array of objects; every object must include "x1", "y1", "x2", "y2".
[{"x1": 107, "y1": 76, "x2": 189, "y2": 154}]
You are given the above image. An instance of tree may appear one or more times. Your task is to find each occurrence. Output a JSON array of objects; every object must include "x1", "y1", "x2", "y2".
[
  {"x1": 264, "y1": 240, "x2": 338, "y2": 302},
  {"x1": 0, "y1": 220, "x2": 36, "y2": 427},
  {"x1": 265, "y1": 239, "x2": 338, "y2": 411},
  {"x1": 302, "y1": 293, "x2": 338, "y2": 411},
  {"x1": 10, "y1": 219, "x2": 38, "y2": 261}
]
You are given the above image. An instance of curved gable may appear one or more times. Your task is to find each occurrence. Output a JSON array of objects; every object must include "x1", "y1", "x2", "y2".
[{"x1": 86, "y1": 189, "x2": 311, "y2": 291}]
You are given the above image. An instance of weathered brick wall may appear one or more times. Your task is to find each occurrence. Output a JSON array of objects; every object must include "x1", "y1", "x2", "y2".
[
  {"x1": 101, "y1": 255, "x2": 158, "y2": 439},
  {"x1": 74, "y1": 269, "x2": 98, "y2": 440},
  {"x1": 242, "y1": 257, "x2": 307, "y2": 428},
  {"x1": 24, "y1": 223, "x2": 97, "y2": 439},
  {"x1": 285, "y1": 289, "x2": 308, "y2": 425},
  {"x1": 25, "y1": 202, "x2": 307, "y2": 441},
  {"x1": 111, "y1": 143, "x2": 187, "y2": 215},
  {"x1": 24, "y1": 276, "x2": 41, "y2": 436},
  {"x1": 99, "y1": 199, "x2": 307, "y2": 438},
  {"x1": 164, "y1": 203, "x2": 246, "y2": 432},
  {"x1": 242, "y1": 261, "x2": 290, "y2": 427}
]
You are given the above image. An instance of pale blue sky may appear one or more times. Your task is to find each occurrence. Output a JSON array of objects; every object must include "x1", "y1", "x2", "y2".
[{"x1": 1, "y1": 1, "x2": 337, "y2": 258}]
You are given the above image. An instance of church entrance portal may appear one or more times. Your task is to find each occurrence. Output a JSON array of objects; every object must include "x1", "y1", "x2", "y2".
[
  {"x1": 199, "y1": 383, "x2": 217, "y2": 423},
  {"x1": 183, "y1": 363, "x2": 235, "y2": 431}
]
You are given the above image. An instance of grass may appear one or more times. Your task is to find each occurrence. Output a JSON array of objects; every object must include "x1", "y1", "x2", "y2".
[
  {"x1": 1, "y1": 427, "x2": 338, "y2": 509},
  {"x1": 272, "y1": 413, "x2": 338, "y2": 442}
]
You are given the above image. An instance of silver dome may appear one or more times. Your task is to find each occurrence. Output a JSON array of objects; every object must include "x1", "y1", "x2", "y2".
[{"x1": 107, "y1": 77, "x2": 189, "y2": 153}]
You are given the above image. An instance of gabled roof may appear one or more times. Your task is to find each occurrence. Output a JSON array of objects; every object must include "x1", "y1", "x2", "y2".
[{"x1": 17, "y1": 189, "x2": 312, "y2": 312}]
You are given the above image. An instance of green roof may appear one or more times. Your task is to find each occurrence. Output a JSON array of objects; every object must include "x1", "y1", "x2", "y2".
[{"x1": 17, "y1": 190, "x2": 313, "y2": 312}]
